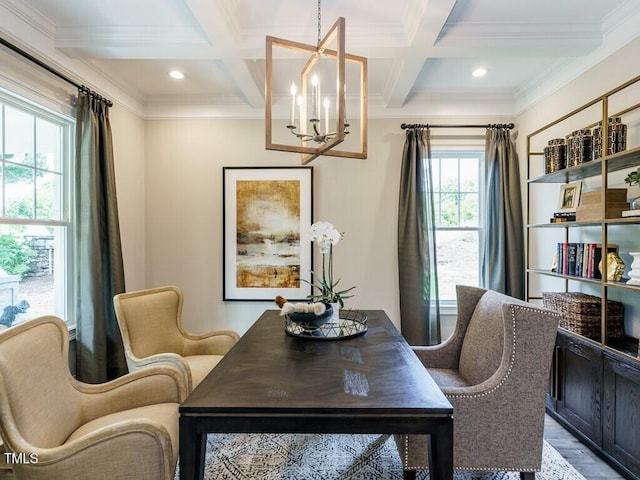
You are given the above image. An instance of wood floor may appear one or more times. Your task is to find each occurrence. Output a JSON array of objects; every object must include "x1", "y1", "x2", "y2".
[{"x1": 544, "y1": 414, "x2": 626, "y2": 480}]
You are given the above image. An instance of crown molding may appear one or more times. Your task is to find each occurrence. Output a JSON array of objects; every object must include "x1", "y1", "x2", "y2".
[
  {"x1": 0, "y1": 2, "x2": 146, "y2": 117},
  {"x1": 1, "y1": 0, "x2": 55, "y2": 40},
  {"x1": 55, "y1": 25, "x2": 209, "y2": 51},
  {"x1": 514, "y1": 5, "x2": 640, "y2": 116}
]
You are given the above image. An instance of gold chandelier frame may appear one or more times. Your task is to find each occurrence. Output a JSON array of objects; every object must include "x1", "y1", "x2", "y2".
[{"x1": 265, "y1": 17, "x2": 367, "y2": 164}]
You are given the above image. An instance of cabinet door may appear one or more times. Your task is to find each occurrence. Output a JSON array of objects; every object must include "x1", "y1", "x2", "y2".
[
  {"x1": 603, "y1": 354, "x2": 640, "y2": 479},
  {"x1": 557, "y1": 334, "x2": 603, "y2": 445},
  {"x1": 546, "y1": 341, "x2": 561, "y2": 412}
]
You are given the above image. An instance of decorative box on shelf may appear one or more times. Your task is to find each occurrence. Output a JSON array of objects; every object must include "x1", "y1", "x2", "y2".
[
  {"x1": 576, "y1": 204, "x2": 630, "y2": 221},
  {"x1": 542, "y1": 292, "x2": 624, "y2": 340},
  {"x1": 593, "y1": 116, "x2": 627, "y2": 159},
  {"x1": 576, "y1": 188, "x2": 629, "y2": 221},
  {"x1": 580, "y1": 188, "x2": 627, "y2": 204},
  {"x1": 544, "y1": 138, "x2": 566, "y2": 174}
]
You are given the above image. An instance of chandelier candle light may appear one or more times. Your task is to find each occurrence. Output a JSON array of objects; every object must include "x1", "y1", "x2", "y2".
[
  {"x1": 288, "y1": 71, "x2": 348, "y2": 145},
  {"x1": 265, "y1": 0, "x2": 367, "y2": 163}
]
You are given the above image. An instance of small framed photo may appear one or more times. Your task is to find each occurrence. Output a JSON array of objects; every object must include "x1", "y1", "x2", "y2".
[
  {"x1": 223, "y1": 166, "x2": 313, "y2": 301},
  {"x1": 557, "y1": 181, "x2": 582, "y2": 212}
]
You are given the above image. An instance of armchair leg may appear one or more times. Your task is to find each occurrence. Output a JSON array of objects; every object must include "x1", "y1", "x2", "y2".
[
  {"x1": 520, "y1": 472, "x2": 535, "y2": 480},
  {"x1": 403, "y1": 470, "x2": 417, "y2": 480}
]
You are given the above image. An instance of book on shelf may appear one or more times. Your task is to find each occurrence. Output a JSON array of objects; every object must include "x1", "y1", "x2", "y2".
[
  {"x1": 568, "y1": 243, "x2": 577, "y2": 276},
  {"x1": 551, "y1": 212, "x2": 576, "y2": 222},
  {"x1": 622, "y1": 209, "x2": 640, "y2": 217},
  {"x1": 575, "y1": 243, "x2": 583, "y2": 277},
  {"x1": 555, "y1": 242, "x2": 618, "y2": 279}
]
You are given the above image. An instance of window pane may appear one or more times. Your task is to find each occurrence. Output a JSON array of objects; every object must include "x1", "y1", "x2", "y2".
[
  {"x1": 0, "y1": 164, "x2": 4, "y2": 217},
  {"x1": 440, "y1": 192, "x2": 459, "y2": 226},
  {"x1": 436, "y1": 230, "x2": 479, "y2": 301},
  {"x1": 459, "y1": 157, "x2": 478, "y2": 192},
  {"x1": 4, "y1": 106, "x2": 34, "y2": 166},
  {"x1": 0, "y1": 225, "x2": 65, "y2": 326},
  {"x1": 36, "y1": 171, "x2": 62, "y2": 220},
  {"x1": 4, "y1": 165, "x2": 34, "y2": 219},
  {"x1": 36, "y1": 118, "x2": 62, "y2": 173},
  {"x1": 431, "y1": 158, "x2": 441, "y2": 191},
  {"x1": 460, "y1": 193, "x2": 478, "y2": 225},
  {"x1": 441, "y1": 161, "x2": 458, "y2": 192},
  {"x1": 0, "y1": 104, "x2": 4, "y2": 156}
]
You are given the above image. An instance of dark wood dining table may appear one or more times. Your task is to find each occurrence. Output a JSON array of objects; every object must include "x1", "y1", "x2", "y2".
[{"x1": 179, "y1": 309, "x2": 453, "y2": 480}]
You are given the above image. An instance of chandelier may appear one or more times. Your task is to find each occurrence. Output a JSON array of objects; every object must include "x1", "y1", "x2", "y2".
[{"x1": 265, "y1": 0, "x2": 367, "y2": 164}]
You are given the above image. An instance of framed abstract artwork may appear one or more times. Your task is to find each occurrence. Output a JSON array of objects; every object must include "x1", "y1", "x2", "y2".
[{"x1": 223, "y1": 166, "x2": 313, "y2": 301}]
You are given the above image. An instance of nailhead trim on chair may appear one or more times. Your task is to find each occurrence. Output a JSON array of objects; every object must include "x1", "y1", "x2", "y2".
[
  {"x1": 403, "y1": 434, "x2": 428, "y2": 469},
  {"x1": 447, "y1": 305, "x2": 519, "y2": 400},
  {"x1": 447, "y1": 306, "x2": 562, "y2": 400},
  {"x1": 457, "y1": 467, "x2": 539, "y2": 472},
  {"x1": 400, "y1": 462, "x2": 539, "y2": 473},
  {"x1": 402, "y1": 305, "x2": 561, "y2": 472}
]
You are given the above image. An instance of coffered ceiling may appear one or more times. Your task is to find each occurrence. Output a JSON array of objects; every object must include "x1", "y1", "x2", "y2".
[{"x1": 1, "y1": 0, "x2": 639, "y2": 118}]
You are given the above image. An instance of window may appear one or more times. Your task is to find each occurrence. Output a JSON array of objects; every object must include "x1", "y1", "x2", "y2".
[
  {"x1": 0, "y1": 92, "x2": 73, "y2": 328},
  {"x1": 430, "y1": 150, "x2": 483, "y2": 302}
]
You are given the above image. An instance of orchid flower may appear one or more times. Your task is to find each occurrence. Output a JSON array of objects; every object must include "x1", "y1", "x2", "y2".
[{"x1": 305, "y1": 221, "x2": 355, "y2": 307}]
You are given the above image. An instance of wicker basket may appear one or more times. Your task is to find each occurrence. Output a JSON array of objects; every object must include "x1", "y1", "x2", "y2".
[{"x1": 542, "y1": 292, "x2": 624, "y2": 340}]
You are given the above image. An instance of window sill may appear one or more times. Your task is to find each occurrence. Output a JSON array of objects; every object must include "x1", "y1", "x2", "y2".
[{"x1": 439, "y1": 302, "x2": 457, "y2": 316}]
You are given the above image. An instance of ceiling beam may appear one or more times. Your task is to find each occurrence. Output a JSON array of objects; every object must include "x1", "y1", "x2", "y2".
[
  {"x1": 222, "y1": 58, "x2": 264, "y2": 108},
  {"x1": 383, "y1": 0, "x2": 457, "y2": 108},
  {"x1": 184, "y1": 0, "x2": 263, "y2": 107}
]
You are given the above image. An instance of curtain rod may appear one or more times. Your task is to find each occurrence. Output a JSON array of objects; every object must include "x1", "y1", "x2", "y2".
[
  {"x1": 0, "y1": 36, "x2": 113, "y2": 107},
  {"x1": 401, "y1": 123, "x2": 514, "y2": 130}
]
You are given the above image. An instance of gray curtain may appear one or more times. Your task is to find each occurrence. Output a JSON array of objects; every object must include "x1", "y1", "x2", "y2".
[
  {"x1": 398, "y1": 128, "x2": 441, "y2": 346},
  {"x1": 481, "y1": 127, "x2": 524, "y2": 299},
  {"x1": 75, "y1": 91, "x2": 127, "y2": 383}
]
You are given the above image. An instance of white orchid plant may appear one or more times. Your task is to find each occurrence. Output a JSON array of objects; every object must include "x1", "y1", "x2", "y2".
[{"x1": 305, "y1": 221, "x2": 355, "y2": 307}]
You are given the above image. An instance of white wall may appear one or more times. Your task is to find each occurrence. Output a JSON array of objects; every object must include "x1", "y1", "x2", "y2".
[
  {"x1": 142, "y1": 118, "x2": 403, "y2": 334},
  {"x1": 110, "y1": 105, "x2": 147, "y2": 292}
]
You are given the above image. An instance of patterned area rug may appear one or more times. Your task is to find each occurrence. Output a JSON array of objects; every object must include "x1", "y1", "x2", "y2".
[{"x1": 176, "y1": 433, "x2": 586, "y2": 480}]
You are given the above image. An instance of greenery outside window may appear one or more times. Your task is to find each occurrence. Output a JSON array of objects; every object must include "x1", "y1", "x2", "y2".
[
  {"x1": 430, "y1": 149, "x2": 483, "y2": 302},
  {"x1": 0, "y1": 91, "x2": 73, "y2": 329}
]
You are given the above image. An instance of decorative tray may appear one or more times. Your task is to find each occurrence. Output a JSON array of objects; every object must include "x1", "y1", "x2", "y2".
[{"x1": 284, "y1": 309, "x2": 367, "y2": 340}]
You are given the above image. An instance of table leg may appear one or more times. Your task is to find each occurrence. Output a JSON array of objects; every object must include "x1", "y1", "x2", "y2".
[
  {"x1": 403, "y1": 470, "x2": 417, "y2": 480},
  {"x1": 427, "y1": 419, "x2": 454, "y2": 480},
  {"x1": 179, "y1": 417, "x2": 206, "y2": 480}
]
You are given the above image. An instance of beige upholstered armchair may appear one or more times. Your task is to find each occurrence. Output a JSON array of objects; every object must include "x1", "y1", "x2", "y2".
[
  {"x1": 396, "y1": 285, "x2": 560, "y2": 480},
  {"x1": 0, "y1": 315, "x2": 187, "y2": 480},
  {"x1": 113, "y1": 285, "x2": 240, "y2": 391}
]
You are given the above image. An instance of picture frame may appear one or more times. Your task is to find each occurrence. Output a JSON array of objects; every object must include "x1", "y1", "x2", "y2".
[
  {"x1": 223, "y1": 166, "x2": 313, "y2": 301},
  {"x1": 557, "y1": 181, "x2": 582, "y2": 212}
]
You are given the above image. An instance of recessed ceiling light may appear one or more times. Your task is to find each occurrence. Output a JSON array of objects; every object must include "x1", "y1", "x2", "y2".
[
  {"x1": 472, "y1": 67, "x2": 487, "y2": 78},
  {"x1": 169, "y1": 70, "x2": 185, "y2": 80}
]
